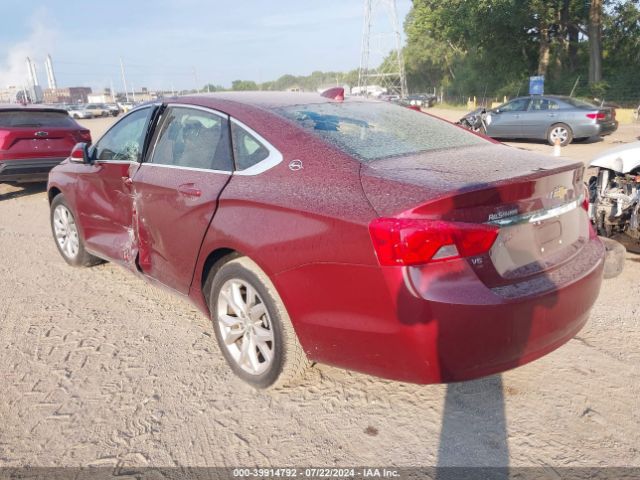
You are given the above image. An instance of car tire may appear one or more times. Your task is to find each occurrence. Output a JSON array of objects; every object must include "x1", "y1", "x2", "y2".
[
  {"x1": 547, "y1": 123, "x2": 573, "y2": 146},
  {"x1": 50, "y1": 194, "x2": 102, "y2": 267},
  {"x1": 207, "y1": 256, "x2": 310, "y2": 389}
]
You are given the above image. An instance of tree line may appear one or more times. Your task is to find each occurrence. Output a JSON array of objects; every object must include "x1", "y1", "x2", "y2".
[
  {"x1": 404, "y1": 0, "x2": 639, "y2": 105},
  {"x1": 202, "y1": 1, "x2": 639, "y2": 106}
]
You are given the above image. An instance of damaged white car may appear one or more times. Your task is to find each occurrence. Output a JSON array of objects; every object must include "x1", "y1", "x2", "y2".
[{"x1": 588, "y1": 142, "x2": 640, "y2": 250}]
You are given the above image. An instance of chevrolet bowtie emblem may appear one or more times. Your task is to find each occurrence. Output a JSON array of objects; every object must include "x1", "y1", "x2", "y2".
[{"x1": 551, "y1": 185, "x2": 569, "y2": 200}]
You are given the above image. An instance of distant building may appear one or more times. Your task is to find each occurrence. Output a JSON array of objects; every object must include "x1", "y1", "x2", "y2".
[
  {"x1": 129, "y1": 90, "x2": 157, "y2": 102},
  {"x1": 43, "y1": 87, "x2": 92, "y2": 104},
  {"x1": 87, "y1": 93, "x2": 112, "y2": 103},
  {"x1": 350, "y1": 85, "x2": 386, "y2": 97},
  {"x1": 0, "y1": 86, "x2": 28, "y2": 103}
]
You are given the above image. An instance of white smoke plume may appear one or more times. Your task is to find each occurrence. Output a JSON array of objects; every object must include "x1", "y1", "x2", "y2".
[{"x1": 0, "y1": 10, "x2": 57, "y2": 89}]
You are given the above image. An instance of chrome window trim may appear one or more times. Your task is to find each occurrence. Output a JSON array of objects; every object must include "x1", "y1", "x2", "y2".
[
  {"x1": 139, "y1": 162, "x2": 231, "y2": 175},
  {"x1": 93, "y1": 160, "x2": 136, "y2": 165},
  {"x1": 230, "y1": 117, "x2": 283, "y2": 176},
  {"x1": 488, "y1": 196, "x2": 582, "y2": 226},
  {"x1": 161, "y1": 103, "x2": 229, "y2": 120},
  {"x1": 145, "y1": 103, "x2": 233, "y2": 173}
]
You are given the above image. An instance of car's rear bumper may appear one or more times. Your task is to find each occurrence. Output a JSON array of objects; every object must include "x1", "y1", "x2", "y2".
[
  {"x1": 574, "y1": 121, "x2": 618, "y2": 138},
  {"x1": 0, "y1": 157, "x2": 66, "y2": 182},
  {"x1": 276, "y1": 236, "x2": 605, "y2": 384}
]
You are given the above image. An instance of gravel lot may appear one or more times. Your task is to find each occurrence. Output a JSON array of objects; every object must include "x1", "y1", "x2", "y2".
[{"x1": 0, "y1": 113, "x2": 638, "y2": 469}]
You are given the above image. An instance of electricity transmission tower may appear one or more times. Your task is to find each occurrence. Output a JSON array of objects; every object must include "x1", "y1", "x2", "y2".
[{"x1": 358, "y1": 0, "x2": 407, "y2": 97}]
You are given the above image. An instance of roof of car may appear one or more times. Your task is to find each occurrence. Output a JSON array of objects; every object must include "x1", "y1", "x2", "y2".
[
  {"x1": 513, "y1": 94, "x2": 576, "y2": 102},
  {"x1": 0, "y1": 104, "x2": 68, "y2": 114},
  {"x1": 167, "y1": 91, "x2": 380, "y2": 109}
]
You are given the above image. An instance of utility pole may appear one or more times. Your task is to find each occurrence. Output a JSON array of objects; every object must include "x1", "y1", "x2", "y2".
[
  {"x1": 119, "y1": 57, "x2": 130, "y2": 102},
  {"x1": 193, "y1": 67, "x2": 200, "y2": 92},
  {"x1": 358, "y1": 0, "x2": 407, "y2": 98}
]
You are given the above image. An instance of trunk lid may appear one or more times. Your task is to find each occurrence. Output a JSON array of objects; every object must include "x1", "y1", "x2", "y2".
[{"x1": 360, "y1": 144, "x2": 590, "y2": 286}]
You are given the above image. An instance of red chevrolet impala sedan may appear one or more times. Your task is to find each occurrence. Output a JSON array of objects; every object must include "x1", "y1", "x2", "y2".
[{"x1": 47, "y1": 91, "x2": 604, "y2": 388}]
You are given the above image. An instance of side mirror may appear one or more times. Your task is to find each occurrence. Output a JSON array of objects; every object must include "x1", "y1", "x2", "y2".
[{"x1": 70, "y1": 142, "x2": 91, "y2": 164}]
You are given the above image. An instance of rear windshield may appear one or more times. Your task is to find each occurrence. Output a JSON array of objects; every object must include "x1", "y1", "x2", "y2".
[
  {"x1": 0, "y1": 111, "x2": 75, "y2": 128},
  {"x1": 276, "y1": 101, "x2": 487, "y2": 161},
  {"x1": 562, "y1": 97, "x2": 598, "y2": 109}
]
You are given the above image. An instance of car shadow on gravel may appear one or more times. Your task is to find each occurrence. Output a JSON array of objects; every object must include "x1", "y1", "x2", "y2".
[
  {"x1": 0, "y1": 182, "x2": 47, "y2": 201},
  {"x1": 437, "y1": 376, "x2": 509, "y2": 479},
  {"x1": 394, "y1": 182, "x2": 563, "y2": 478}
]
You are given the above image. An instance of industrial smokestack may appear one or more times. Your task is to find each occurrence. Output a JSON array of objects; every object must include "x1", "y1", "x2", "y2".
[
  {"x1": 26, "y1": 57, "x2": 39, "y2": 87},
  {"x1": 26, "y1": 57, "x2": 36, "y2": 87},
  {"x1": 45, "y1": 54, "x2": 57, "y2": 90}
]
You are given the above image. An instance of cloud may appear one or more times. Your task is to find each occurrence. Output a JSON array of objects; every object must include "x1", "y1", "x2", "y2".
[{"x1": 0, "y1": 9, "x2": 57, "y2": 89}]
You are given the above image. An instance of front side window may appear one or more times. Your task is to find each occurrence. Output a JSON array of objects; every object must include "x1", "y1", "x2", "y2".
[
  {"x1": 150, "y1": 106, "x2": 232, "y2": 171},
  {"x1": 94, "y1": 107, "x2": 153, "y2": 162},
  {"x1": 231, "y1": 123, "x2": 270, "y2": 170}
]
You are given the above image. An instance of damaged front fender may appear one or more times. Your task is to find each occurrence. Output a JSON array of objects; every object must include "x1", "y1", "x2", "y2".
[{"x1": 590, "y1": 141, "x2": 640, "y2": 174}]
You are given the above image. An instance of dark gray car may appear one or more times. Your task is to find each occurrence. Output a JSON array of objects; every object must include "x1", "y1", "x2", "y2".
[{"x1": 483, "y1": 95, "x2": 618, "y2": 146}]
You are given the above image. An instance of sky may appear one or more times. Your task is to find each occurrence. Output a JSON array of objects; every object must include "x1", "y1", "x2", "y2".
[{"x1": 0, "y1": 0, "x2": 412, "y2": 93}]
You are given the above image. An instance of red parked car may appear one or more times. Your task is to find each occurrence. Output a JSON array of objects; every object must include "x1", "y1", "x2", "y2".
[
  {"x1": 47, "y1": 91, "x2": 604, "y2": 388},
  {"x1": 0, "y1": 105, "x2": 91, "y2": 183}
]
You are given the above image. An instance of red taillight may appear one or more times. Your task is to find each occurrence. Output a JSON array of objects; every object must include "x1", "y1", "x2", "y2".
[
  {"x1": 77, "y1": 130, "x2": 92, "y2": 143},
  {"x1": 320, "y1": 87, "x2": 344, "y2": 102},
  {"x1": 586, "y1": 112, "x2": 606, "y2": 120},
  {"x1": 369, "y1": 218, "x2": 499, "y2": 266},
  {"x1": 582, "y1": 184, "x2": 589, "y2": 211}
]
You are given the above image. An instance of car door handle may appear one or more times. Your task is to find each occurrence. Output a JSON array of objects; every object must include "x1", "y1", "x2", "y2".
[
  {"x1": 547, "y1": 113, "x2": 556, "y2": 117},
  {"x1": 177, "y1": 183, "x2": 202, "y2": 197}
]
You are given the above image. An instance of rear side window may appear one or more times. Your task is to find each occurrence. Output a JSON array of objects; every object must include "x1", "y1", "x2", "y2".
[
  {"x1": 231, "y1": 122, "x2": 269, "y2": 170},
  {"x1": 150, "y1": 106, "x2": 233, "y2": 171},
  {"x1": 529, "y1": 98, "x2": 559, "y2": 111},
  {"x1": 276, "y1": 101, "x2": 486, "y2": 162},
  {"x1": 0, "y1": 111, "x2": 75, "y2": 128}
]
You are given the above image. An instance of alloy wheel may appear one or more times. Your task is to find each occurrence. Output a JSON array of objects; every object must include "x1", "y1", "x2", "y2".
[
  {"x1": 216, "y1": 278, "x2": 275, "y2": 375},
  {"x1": 550, "y1": 126, "x2": 569, "y2": 144},
  {"x1": 53, "y1": 205, "x2": 80, "y2": 259}
]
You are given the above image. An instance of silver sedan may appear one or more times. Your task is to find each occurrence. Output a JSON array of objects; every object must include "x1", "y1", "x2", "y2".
[
  {"x1": 65, "y1": 105, "x2": 94, "y2": 120},
  {"x1": 483, "y1": 95, "x2": 618, "y2": 146}
]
